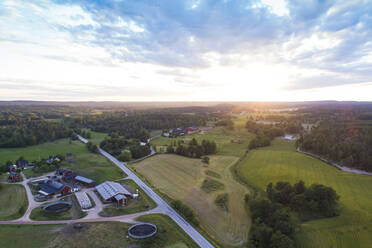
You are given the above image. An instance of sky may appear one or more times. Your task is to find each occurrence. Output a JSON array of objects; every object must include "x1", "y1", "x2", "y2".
[{"x1": 1, "y1": 0, "x2": 372, "y2": 102}]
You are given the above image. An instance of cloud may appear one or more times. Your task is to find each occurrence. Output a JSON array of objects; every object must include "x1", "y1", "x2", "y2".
[{"x1": 1, "y1": 0, "x2": 372, "y2": 100}]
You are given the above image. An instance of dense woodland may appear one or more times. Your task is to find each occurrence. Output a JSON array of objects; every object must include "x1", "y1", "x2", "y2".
[
  {"x1": 67, "y1": 111, "x2": 207, "y2": 140},
  {"x1": 0, "y1": 120, "x2": 71, "y2": 148},
  {"x1": 298, "y1": 120, "x2": 372, "y2": 172}
]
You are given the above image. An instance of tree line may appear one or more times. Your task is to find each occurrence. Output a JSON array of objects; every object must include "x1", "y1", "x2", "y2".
[{"x1": 67, "y1": 111, "x2": 207, "y2": 140}]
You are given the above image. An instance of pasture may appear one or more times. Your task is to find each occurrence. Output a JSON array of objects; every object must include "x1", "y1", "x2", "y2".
[
  {"x1": 238, "y1": 139, "x2": 372, "y2": 248},
  {"x1": 0, "y1": 184, "x2": 28, "y2": 220},
  {"x1": 0, "y1": 138, "x2": 85, "y2": 164},
  {"x1": 0, "y1": 138, "x2": 125, "y2": 182},
  {"x1": 132, "y1": 154, "x2": 250, "y2": 246},
  {"x1": 150, "y1": 127, "x2": 251, "y2": 157}
]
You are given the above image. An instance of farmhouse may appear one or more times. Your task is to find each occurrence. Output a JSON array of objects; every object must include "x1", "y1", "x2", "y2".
[
  {"x1": 8, "y1": 172, "x2": 20, "y2": 181},
  {"x1": 46, "y1": 157, "x2": 61, "y2": 164},
  {"x1": 95, "y1": 181, "x2": 132, "y2": 206},
  {"x1": 56, "y1": 168, "x2": 77, "y2": 181},
  {"x1": 39, "y1": 179, "x2": 71, "y2": 196},
  {"x1": 16, "y1": 160, "x2": 29, "y2": 169},
  {"x1": 172, "y1": 128, "x2": 185, "y2": 136},
  {"x1": 186, "y1": 126, "x2": 198, "y2": 134},
  {"x1": 75, "y1": 175, "x2": 95, "y2": 187}
]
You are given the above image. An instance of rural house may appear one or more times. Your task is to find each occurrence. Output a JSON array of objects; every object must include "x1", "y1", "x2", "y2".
[{"x1": 75, "y1": 176, "x2": 95, "y2": 187}]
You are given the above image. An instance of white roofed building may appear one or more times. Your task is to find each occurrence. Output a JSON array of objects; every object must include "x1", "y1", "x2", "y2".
[{"x1": 95, "y1": 181, "x2": 132, "y2": 206}]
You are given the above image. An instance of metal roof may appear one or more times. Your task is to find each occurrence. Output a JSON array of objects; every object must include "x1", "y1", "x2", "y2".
[
  {"x1": 75, "y1": 176, "x2": 94, "y2": 184},
  {"x1": 95, "y1": 181, "x2": 131, "y2": 201}
]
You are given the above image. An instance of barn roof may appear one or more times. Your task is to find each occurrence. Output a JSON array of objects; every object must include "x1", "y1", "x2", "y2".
[
  {"x1": 75, "y1": 176, "x2": 94, "y2": 184},
  {"x1": 95, "y1": 181, "x2": 131, "y2": 201}
]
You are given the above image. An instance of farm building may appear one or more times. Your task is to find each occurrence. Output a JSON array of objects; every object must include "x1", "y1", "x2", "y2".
[
  {"x1": 95, "y1": 181, "x2": 132, "y2": 206},
  {"x1": 186, "y1": 126, "x2": 198, "y2": 133},
  {"x1": 75, "y1": 176, "x2": 95, "y2": 187},
  {"x1": 39, "y1": 179, "x2": 71, "y2": 196},
  {"x1": 6, "y1": 164, "x2": 17, "y2": 172},
  {"x1": 56, "y1": 168, "x2": 77, "y2": 181},
  {"x1": 46, "y1": 157, "x2": 61, "y2": 164},
  {"x1": 8, "y1": 172, "x2": 20, "y2": 181},
  {"x1": 172, "y1": 128, "x2": 185, "y2": 136},
  {"x1": 16, "y1": 160, "x2": 29, "y2": 169}
]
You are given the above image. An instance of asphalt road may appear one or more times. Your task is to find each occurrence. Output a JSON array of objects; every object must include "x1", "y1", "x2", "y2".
[{"x1": 79, "y1": 135, "x2": 214, "y2": 248}]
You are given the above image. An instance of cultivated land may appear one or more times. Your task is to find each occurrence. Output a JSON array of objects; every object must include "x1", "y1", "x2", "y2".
[
  {"x1": 132, "y1": 154, "x2": 250, "y2": 246},
  {"x1": 0, "y1": 184, "x2": 28, "y2": 220},
  {"x1": 237, "y1": 139, "x2": 372, "y2": 248},
  {"x1": 0, "y1": 215, "x2": 198, "y2": 248},
  {"x1": 85, "y1": 129, "x2": 108, "y2": 144},
  {"x1": 2, "y1": 138, "x2": 126, "y2": 182}
]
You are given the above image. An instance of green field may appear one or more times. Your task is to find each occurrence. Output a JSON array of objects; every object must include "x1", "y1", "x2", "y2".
[
  {"x1": 99, "y1": 179, "x2": 157, "y2": 217},
  {"x1": 0, "y1": 184, "x2": 28, "y2": 220},
  {"x1": 30, "y1": 195, "x2": 86, "y2": 221},
  {"x1": 0, "y1": 138, "x2": 125, "y2": 182},
  {"x1": 132, "y1": 154, "x2": 250, "y2": 246},
  {"x1": 237, "y1": 139, "x2": 372, "y2": 248},
  {"x1": 85, "y1": 129, "x2": 108, "y2": 144},
  {"x1": 0, "y1": 215, "x2": 197, "y2": 248},
  {"x1": 0, "y1": 138, "x2": 83, "y2": 164},
  {"x1": 150, "y1": 127, "x2": 251, "y2": 157}
]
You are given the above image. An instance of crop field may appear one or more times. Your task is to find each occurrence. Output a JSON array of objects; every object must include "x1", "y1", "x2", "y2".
[
  {"x1": 0, "y1": 215, "x2": 197, "y2": 248},
  {"x1": 132, "y1": 154, "x2": 250, "y2": 246},
  {"x1": 237, "y1": 139, "x2": 372, "y2": 248},
  {"x1": 150, "y1": 127, "x2": 251, "y2": 157},
  {"x1": 0, "y1": 184, "x2": 28, "y2": 220}
]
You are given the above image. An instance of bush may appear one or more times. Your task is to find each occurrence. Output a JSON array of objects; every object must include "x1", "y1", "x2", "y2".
[
  {"x1": 171, "y1": 200, "x2": 199, "y2": 227},
  {"x1": 215, "y1": 193, "x2": 229, "y2": 211}
]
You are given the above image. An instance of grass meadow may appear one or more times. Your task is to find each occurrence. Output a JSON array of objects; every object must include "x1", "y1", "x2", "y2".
[
  {"x1": 132, "y1": 154, "x2": 250, "y2": 247},
  {"x1": 237, "y1": 139, "x2": 372, "y2": 248},
  {"x1": 0, "y1": 184, "x2": 28, "y2": 220},
  {"x1": 0, "y1": 137, "x2": 125, "y2": 182},
  {"x1": 150, "y1": 126, "x2": 251, "y2": 157},
  {"x1": 0, "y1": 215, "x2": 198, "y2": 248}
]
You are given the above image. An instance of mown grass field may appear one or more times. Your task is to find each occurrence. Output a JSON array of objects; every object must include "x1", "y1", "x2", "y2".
[
  {"x1": 0, "y1": 138, "x2": 84, "y2": 164},
  {"x1": 237, "y1": 139, "x2": 372, "y2": 248},
  {"x1": 150, "y1": 127, "x2": 251, "y2": 157},
  {"x1": 132, "y1": 154, "x2": 250, "y2": 246},
  {"x1": 0, "y1": 184, "x2": 28, "y2": 220},
  {"x1": 0, "y1": 215, "x2": 197, "y2": 248}
]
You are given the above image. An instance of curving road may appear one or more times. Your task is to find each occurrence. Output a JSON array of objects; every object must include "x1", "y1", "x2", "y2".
[{"x1": 79, "y1": 135, "x2": 214, "y2": 248}]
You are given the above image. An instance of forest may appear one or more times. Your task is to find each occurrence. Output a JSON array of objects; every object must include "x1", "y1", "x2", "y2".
[
  {"x1": 0, "y1": 120, "x2": 71, "y2": 148},
  {"x1": 297, "y1": 120, "x2": 372, "y2": 172}
]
